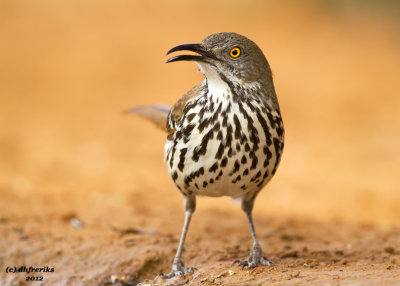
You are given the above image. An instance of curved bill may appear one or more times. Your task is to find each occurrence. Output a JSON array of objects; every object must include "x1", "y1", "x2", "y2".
[{"x1": 166, "y1": 43, "x2": 217, "y2": 63}]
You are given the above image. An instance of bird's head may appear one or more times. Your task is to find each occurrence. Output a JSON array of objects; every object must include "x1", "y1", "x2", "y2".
[{"x1": 167, "y1": 32, "x2": 272, "y2": 86}]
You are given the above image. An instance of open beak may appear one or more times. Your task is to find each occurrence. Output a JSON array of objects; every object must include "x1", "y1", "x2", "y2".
[{"x1": 166, "y1": 43, "x2": 217, "y2": 63}]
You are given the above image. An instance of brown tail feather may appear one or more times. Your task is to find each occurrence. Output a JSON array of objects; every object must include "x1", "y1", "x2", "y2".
[{"x1": 124, "y1": 105, "x2": 170, "y2": 132}]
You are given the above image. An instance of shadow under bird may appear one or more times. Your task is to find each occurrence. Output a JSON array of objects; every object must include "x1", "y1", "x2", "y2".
[{"x1": 130, "y1": 32, "x2": 284, "y2": 278}]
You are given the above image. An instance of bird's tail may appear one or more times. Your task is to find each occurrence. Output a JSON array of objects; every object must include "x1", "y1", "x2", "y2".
[{"x1": 124, "y1": 105, "x2": 171, "y2": 132}]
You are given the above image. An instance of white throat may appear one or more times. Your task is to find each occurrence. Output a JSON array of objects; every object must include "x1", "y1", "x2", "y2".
[{"x1": 196, "y1": 62, "x2": 230, "y2": 98}]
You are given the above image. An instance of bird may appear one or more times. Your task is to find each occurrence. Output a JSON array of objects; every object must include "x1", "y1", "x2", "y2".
[{"x1": 130, "y1": 32, "x2": 284, "y2": 278}]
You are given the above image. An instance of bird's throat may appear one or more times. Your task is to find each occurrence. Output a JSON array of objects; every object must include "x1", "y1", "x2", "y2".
[{"x1": 196, "y1": 62, "x2": 230, "y2": 100}]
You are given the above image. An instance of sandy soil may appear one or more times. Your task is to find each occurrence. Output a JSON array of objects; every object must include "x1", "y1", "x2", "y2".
[
  {"x1": 1, "y1": 205, "x2": 400, "y2": 286},
  {"x1": 1, "y1": 1, "x2": 400, "y2": 285}
]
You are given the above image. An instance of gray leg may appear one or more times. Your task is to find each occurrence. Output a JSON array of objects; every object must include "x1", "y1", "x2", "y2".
[
  {"x1": 162, "y1": 196, "x2": 196, "y2": 278},
  {"x1": 235, "y1": 197, "x2": 272, "y2": 268}
]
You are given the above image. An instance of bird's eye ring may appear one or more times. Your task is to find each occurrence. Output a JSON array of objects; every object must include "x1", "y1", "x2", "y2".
[{"x1": 229, "y1": 47, "x2": 241, "y2": 58}]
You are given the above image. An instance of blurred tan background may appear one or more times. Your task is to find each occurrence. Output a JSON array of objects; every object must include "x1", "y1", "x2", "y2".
[{"x1": 1, "y1": 0, "x2": 399, "y2": 225}]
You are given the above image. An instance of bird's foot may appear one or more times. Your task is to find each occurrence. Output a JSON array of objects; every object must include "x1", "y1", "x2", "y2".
[
  {"x1": 234, "y1": 244, "x2": 273, "y2": 268},
  {"x1": 161, "y1": 257, "x2": 197, "y2": 279}
]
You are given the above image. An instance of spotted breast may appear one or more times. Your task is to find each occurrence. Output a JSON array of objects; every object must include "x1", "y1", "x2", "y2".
[{"x1": 165, "y1": 76, "x2": 284, "y2": 199}]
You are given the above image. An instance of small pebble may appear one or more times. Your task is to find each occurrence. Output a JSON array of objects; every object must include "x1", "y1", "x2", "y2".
[
  {"x1": 110, "y1": 275, "x2": 118, "y2": 283},
  {"x1": 70, "y1": 218, "x2": 84, "y2": 228},
  {"x1": 384, "y1": 247, "x2": 395, "y2": 254}
]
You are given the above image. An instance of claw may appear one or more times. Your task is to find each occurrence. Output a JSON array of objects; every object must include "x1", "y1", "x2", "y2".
[
  {"x1": 162, "y1": 258, "x2": 197, "y2": 279},
  {"x1": 234, "y1": 245, "x2": 273, "y2": 269},
  {"x1": 186, "y1": 266, "x2": 197, "y2": 273},
  {"x1": 260, "y1": 257, "x2": 273, "y2": 266},
  {"x1": 235, "y1": 257, "x2": 271, "y2": 269},
  {"x1": 234, "y1": 259, "x2": 248, "y2": 269}
]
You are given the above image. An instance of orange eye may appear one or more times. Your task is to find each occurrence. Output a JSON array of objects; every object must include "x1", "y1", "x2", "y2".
[{"x1": 229, "y1": 47, "x2": 241, "y2": 58}]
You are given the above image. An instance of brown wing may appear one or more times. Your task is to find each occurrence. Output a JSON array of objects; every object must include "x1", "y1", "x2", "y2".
[
  {"x1": 167, "y1": 83, "x2": 204, "y2": 139},
  {"x1": 127, "y1": 83, "x2": 203, "y2": 135}
]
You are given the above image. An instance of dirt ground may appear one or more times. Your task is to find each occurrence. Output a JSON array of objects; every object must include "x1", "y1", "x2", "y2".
[{"x1": 1, "y1": 1, "x2": 400, "y2": 285}]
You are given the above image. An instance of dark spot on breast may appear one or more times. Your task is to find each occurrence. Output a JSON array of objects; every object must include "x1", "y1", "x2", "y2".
[
  {"x1": 226, "y1": 125, "x2": 233, "y2": 147},
  {"x1": 198, "y1": 167, "x2": 204, "y2": 176},
  {"x1": 198, "y1": 117, "x2": 211, "y2": 133},
  {"x1": 263, "y1": 146, "x2": 272, "y2": 167},
  {"x1": 203, "y1": 181, "x2": 208, "y2": 188},
  {"x1": 273, "y1": 137, "x2": 281, "y2": 154},
  {"x1": 209, "y1": 100, "x2": 214, "y2": 111},
  {"x1": 193, "y1": 129, "x2": 214, "y2": 161},
  {"x1": 172, "y1": 171, "x2": 178, "y2": 181},
  {"x1": 243, "y1": 168, "x2": 249, "y2": 176},
  {"x1": 225, "y1": 102, "x2": 232, "y2": 113},
  {"x1": 249, "y1": 151, "x2": 255, "y2": 158},
  {"x1": 233, "y1": 114, "x2": 242, "y2": 140},
  {"x1": 178, "y1": 148, "x2": 188, "y2": 171},
  {"x1": 267, "y1": 112, "x2": 276, "y2": 129},
  {"x1": 252, "y1": 142, "x2": 259, "y2": 152},
  {"x1": 236, "y1": 142, "x2": 241, "y2": 151},
  {"x1": 198, "y1": 107, "x2": 205, "y2": 122},
  {"x1": 215, "y1": 142, "x2": 224, "y2": 159},
  {"x1": 192, "y1": 147, "x2": 200, "y2": 162},
  {"x1": 250, "y1": 156, "x2": 258, "y2": 170},
  {"x1": 217, "y1": 131, "x2": 223, "y2": 141},
  {"x1": 276, "y1": 125, "x2": 284, "y2": 137},
  {"x1": 169, "y1": 141, "x2": 177, "y2": 168},
  {"x1": 215, "y1": 101, "x2": 223, "y2": 115},
  {"x1": 272, "y1": 137, "x2": 283, "y2": 175},
  {"x1": 222, "y1": 115, "x2": 228, "y2": 127},
  {"x1": 237, "y1": 101, "x2": 249, "y2": 118},
  {"x1": 228, "y1": 147, "x2": 235, "y2": 157},
  {"x1": 184, "y1": 176, "x2": 190, "y2": 186},
  {"x1": 184, "y1": 166, "x2": 204, "y2": 188},
  {"x1": 232, "y1": 174, "x2": 241, "y2": 183},
  {"x1": 186, "y1": 113, "x2": 196, "y2": 123},
  {"x1": 175, "y1": 130, "x2": 183, "y2": 140},
  {"x1": 234, "y1": 160, "x2": 240, "y2": 173},
  {"x1": 257, "y1": 112, "x2": 272, "y2": 146},
  {"x1": 220, "y1": 156, "x2": 228, "y2": 168},
  {"x1": 240, "y1": 134, "x2": 247, "y2": 144},
  {"x1": 241, "y1": 155, "x2": 247, "y2": 164},
  {"x1": 251, "y1": 170, "x2": 261, "y2": 182},
  {"x1": 198, "y1": 128, "x2": 214, "y2": 156},
  {"x1": 183, "y1": 124, "x2": 195, "y2": 138},
  {"x1": 209, "y1": 162, "x2": 219, "y2": 173}
]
